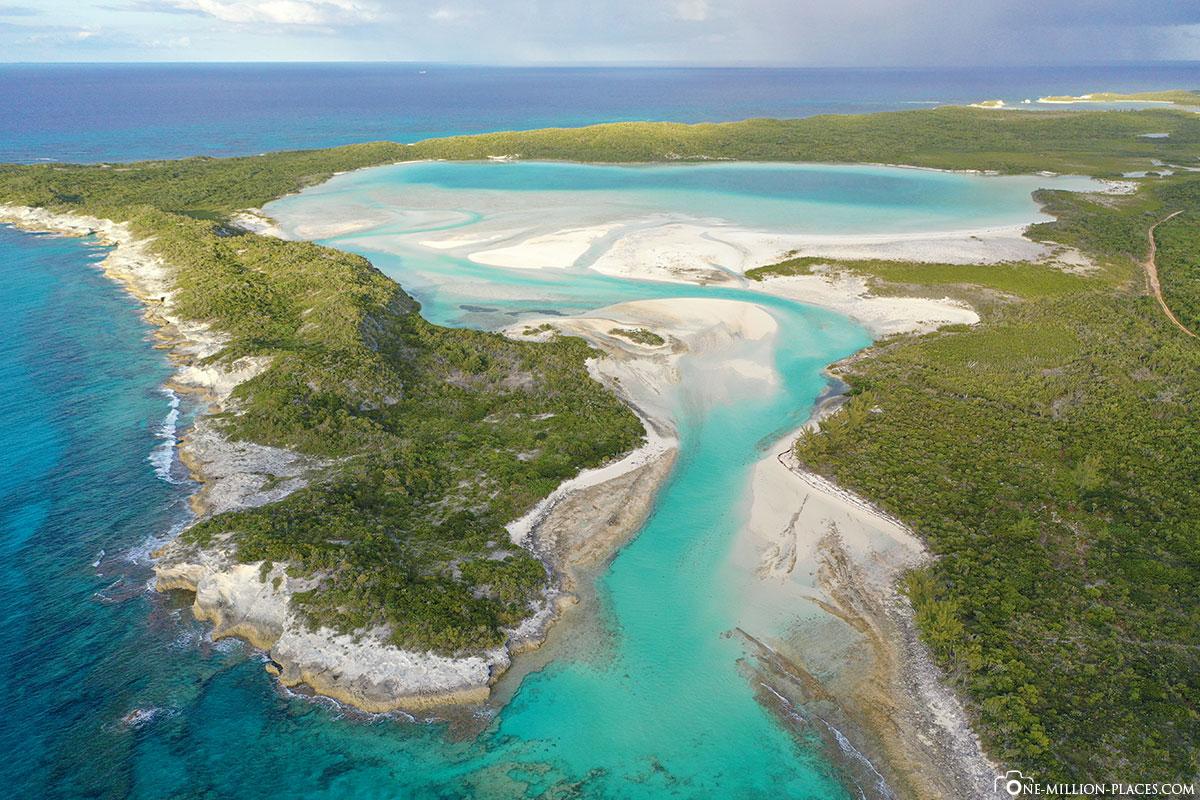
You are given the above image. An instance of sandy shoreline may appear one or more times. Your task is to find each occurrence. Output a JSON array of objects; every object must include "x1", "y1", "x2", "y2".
[
  {"x1": 698, "y1": 275, "x2": 999, "y2": 799},
  {"x1": 0, "y1": 204, "x2": 678, "y2": 714},
  {"x1": 735, "y1": 419, "x2": 997, "y2": 799}
]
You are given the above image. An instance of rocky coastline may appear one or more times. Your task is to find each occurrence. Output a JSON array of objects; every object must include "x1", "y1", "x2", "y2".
[{"x1": 0, "y1": 205, "x2": 676, "y2": 713}]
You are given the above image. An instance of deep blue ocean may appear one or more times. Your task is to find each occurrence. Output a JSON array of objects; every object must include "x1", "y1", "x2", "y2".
[
  {"x1": 1, "y1": 63, "x2": 1198, "y2": 798},
  {"x1": 2, "y1": 62, "x2": 1199, "y2": 163}
]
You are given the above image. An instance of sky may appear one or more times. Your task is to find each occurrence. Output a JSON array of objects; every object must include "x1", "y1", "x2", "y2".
[{"x1": 1, "y1": 0, "x2": 1199, "y2": 65}]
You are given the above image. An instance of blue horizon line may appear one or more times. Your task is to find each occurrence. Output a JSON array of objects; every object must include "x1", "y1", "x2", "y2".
[{"x1": 2, "y1": 59, "x2": 1199, "y2": 70}]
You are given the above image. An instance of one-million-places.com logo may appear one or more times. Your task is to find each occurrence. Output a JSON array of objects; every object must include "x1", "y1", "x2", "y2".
[{"x1": 995, "y1": 770, "x2": 1197, "y2": 797}]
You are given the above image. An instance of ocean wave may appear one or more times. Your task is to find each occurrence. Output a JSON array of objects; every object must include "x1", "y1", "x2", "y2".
[
  {"x1": 758, "y1": 681, "x2": 894, "y2": 800},
  {"x1": 124, "y1": 515, "x2": 190, "y2": 564},
  {"x1": 274, "y1": 679, "x2": 422, "y2": 724},
  {"x1": 148, "y1": 387, "x2": 184, "y2": 484},
  {"x1": 212, "y1": 637, "x2": 242, "y2": 653},
  {"x1": 819, "y1": 717, "x2": 894, "y2": 800},
  {"x1": 170, "y1": 625, "x2": 208, "y2": 651},
  {"x1": 93, "y1": 576, "x2": 150, "y2": 604},
  {"x1": 117, "y1": 705, "x2": 178, "y2": 730}
]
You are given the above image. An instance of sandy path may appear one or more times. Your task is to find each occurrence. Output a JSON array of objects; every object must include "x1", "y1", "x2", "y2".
[{"x1": 1144, "y1": 211, "x2": 1196, "y2": 339}]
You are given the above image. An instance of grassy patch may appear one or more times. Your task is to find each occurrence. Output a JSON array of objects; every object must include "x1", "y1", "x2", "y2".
[{"x1": 608, "y1": 327, "x2": 665, "y2": 346}]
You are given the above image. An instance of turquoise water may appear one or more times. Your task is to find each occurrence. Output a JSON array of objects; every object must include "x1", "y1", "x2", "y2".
[
  {"x1": 272, "y1": 160, "x2": 1096, "y2": 245},
  {"x1": 266, "y1": 160, "x2": 1094, "y2": 328},
  {"x1": 1, "y1": 161, "x2": 1071, "y2": 797}
]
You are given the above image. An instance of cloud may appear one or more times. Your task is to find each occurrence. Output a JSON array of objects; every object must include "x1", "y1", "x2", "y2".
[
  {"x1": 427, "y1": 6, "x2": 478, "y2": 24},
  {"x1": 1, "y1": 20, "x2": 105, "y2": 46},
  {"x1": 6, "y1": 0, "x2": 1200, "y2": 64},
  {"x1": 0, "y1": 5, "x2": 40, "y2": 15},
  {"x1": 149, "y1": 0, "x2": 378, "y2": 26},
  {"x1": 672, "y1": 0, "x2": 708, "y2": 22}
]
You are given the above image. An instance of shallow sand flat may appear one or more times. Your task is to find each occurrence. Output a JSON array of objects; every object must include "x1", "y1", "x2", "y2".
[
  {"x1": 416, "y1": 227, "x2": 531, "y2": 251},
  {"x1": 506, "y1": 296, "x2": 783, "y2": 541},
  {"x1": 285, "y1": 206, "x2": 474, "y2": 241},
  {"x1": 447, "y1": 217, "x2": 1058, "y2": 283},
  {"x1": 586, "y1": 220, "x2": 1055, "y2": 280},
  {"x1": 506, "y1": 295, "x2": 780, "y2": 481},
  {"x1": 468, "y1": 222, "x2": 624, "y2": 269},
  {"x1": 719, "y1": 223, "x2": 1055, "y2": 265},
  {"x1": 441, "y1": 214, "x2": 997, "y2": 337},
  {"x1": 585, "y1": 220, "x2": 749, "y2": 283}
]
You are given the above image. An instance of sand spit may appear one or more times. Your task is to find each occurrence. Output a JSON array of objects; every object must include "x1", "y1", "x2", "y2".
[
  {"x1": 0, "y1": 205, "x2": 676, "y2": 713},
  {"x1": 469, "y1": 223, "x2": 624, "y2": 270},
  {"x1": 752, "y1": 267, "x2": 979, "y2": 337}
]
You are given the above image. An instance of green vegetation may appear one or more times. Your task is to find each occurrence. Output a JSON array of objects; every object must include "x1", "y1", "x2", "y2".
[
  {"x1": 788, "y1": 177, "x2": 1200, "y2": 782},
  {"x1": 402, "y1": 106, "x2": 1200, "y2": 175},
  {"x1": 0, "y1": 141, "x2": 410, "y2": 219},
  {"x1": 1039, "y1": 90, "x2": 1200, "y2": 106},
  {"x1": 0, "y1": 107, "x2": 1195, "y2": 214},
  {"x1": 746, "y1": 254, "x2": 1095, "y2": 300},
  {"x1": 164, "y1": 215, "x2": 643, "y2": 652},
  {"x1": 608, "y1": 327, "x2": 666, "y2": 346}
]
